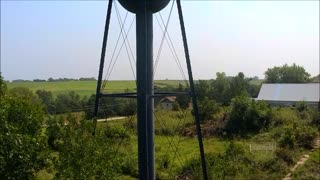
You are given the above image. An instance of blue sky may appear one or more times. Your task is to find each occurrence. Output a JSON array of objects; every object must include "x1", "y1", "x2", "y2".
[{"x1": 1, "y1": 0, "x2": 319, "y2": 81}]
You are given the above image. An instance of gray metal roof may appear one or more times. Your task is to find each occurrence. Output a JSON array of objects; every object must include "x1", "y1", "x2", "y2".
[{"x1": 256, "y1": 83, "x2": 319, "y2": 102}]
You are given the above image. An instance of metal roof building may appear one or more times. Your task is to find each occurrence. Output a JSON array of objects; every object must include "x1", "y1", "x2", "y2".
[{"x1": 256, "y1": 83, "x2": 319, "y2": 108}]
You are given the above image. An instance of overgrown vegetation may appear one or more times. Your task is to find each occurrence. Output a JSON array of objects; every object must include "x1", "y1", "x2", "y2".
[
  {"x1": 1, "y1": 63, "x2": 319, "y2": 180},
  {"x1": 0, "y1": 76, "x2": 50, "y2": 179},
  {"x1": 179, "y1": 142, "x2": 289, "y2": 180},
  {"x1": 292, "y1": 149, "x2": 320, "y2": 179},
  {"x1": 48, "y1": 115, "x2": 119, "y2": 179}
]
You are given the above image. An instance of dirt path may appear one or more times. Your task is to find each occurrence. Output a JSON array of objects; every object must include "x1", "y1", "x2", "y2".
[
  {"x1": 97, "y1": 116, "x2": 126, "y2": 122},
  {"x1": 283, "y1": 138, "x2": 320, "y2": 180}
]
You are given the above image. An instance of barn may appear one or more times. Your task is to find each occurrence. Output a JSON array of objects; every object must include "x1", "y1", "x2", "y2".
[
  {"x1": 256, "y1": 83, "x2": 319, "y2": 109},
  {"x1": 159, "y1": 96, "x2": 176, "y2": 110}
]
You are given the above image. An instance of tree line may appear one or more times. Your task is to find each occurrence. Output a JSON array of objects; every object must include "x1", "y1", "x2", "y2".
[{"x1": 11, "y1": 77, "x2": 97, "y2": 82}]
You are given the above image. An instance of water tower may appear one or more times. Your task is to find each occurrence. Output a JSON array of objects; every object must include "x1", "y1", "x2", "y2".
[{"x1": 94, "y1": 0, "x2": 208, "y2": 179}]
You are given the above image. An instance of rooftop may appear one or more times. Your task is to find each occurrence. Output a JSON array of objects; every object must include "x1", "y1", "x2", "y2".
[{"x1": 256, "y1": 83, "x2": 319, "y2": 102}]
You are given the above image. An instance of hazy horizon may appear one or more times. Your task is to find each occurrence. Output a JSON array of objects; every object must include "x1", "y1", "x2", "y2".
[{"x1": 1, "y1": 1, "x2": 319, "y2": 81}]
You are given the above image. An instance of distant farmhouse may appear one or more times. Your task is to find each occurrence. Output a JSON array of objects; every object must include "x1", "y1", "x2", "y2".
[
  {"x1": 256, "y1": 83, "x2": 319, "y2": 109},
  {"x1": 159, "y1": 96, "x2": 176, "y2": 110}
]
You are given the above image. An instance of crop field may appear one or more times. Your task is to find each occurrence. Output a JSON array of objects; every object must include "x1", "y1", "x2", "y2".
[{"x1": 6, "y1": 80, "x2": 186, "y2": 97}]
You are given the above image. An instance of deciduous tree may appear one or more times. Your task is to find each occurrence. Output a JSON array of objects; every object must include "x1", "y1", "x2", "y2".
[{"x1": 265, "y1": 63, "x2": 310, "y2": 83}]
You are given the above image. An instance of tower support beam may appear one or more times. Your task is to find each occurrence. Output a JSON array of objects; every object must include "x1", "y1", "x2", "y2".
[{"x1": 136, "y1": 4, "x2": 155, "y2": 180}]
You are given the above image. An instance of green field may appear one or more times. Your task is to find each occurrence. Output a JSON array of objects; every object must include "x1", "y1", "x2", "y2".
[
  {"x1": 249, "y1": 79, "x2": 264, "y2": 86},
  {"x1": 6, "y1": 80, "x2": 186, "y2": 97},
  {"x1": 6, "y1": 79, "x2": 262, "y2": 97}
]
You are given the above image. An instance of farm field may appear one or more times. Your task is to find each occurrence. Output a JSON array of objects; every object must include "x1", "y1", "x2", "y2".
[
  {"x1": 6, "y1": 79, "x2": 263, "y2": 97},
  {"x1": 6, "y1": 80, "x2": 186, "y2": 97}
]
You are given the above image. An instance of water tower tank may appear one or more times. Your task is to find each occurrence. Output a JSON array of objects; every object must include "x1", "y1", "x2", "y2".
[{"x1": 118, "y1": 0, "x2": 170, "y2": 13}]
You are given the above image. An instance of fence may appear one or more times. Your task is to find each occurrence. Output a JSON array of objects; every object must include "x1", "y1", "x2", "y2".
[{"x1": 249, "y1": 142, "x2": 277, "y2": 153}]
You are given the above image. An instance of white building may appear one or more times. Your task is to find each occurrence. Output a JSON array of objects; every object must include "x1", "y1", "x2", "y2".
[{"x1": 256, "y1": 83, "x2": 319, "y2": 109}]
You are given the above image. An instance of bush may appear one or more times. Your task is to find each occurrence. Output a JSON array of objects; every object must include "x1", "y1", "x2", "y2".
[
  {"x1": 193, "y1": 97, "x2": 220, "y2": 122},
  {"x1": 225, "y1": 96, "x2": 271, "y2": 136},
  {"x1": 46, "y1": 116, "x2": 65, "y2": 150},
  {"x1": 269, "y1": 108, "x2": 299, "y2": 128},
  {"x1": 0, "y1": 81, "x2": 49, "y2": 179},
  {"x1": 270, "y1": 108, "x2": 318, "y2": 149},
  {"x1": 259, "y1": 157, "x2": 288, "y2": 174},
  {"x1": 277, "y1": 125, "x2": 296, "y2": 148},
  {"x1": 275, "y1": 148, "x2": 295, "y2": 165},
  {"x1": 36, "y1": 89, "x2": 55, "y2": 114},
  {"x1": 295, "y1": 125, "x2": 318, "y2": 149},
  {"x1": 310, "y1": 110, "x2": 320, "y2": 130},
  {"x1": 295, "y1": 101, "x2": 308, "y2": 112},
  {"x1": 53, "y1": 115, "x2": 118, "y2": 179},
  {"x1": 55, "y1": 91, "x2": 83, "y2": 113},
  {"x1": 84, "y1": 95, "x2": 137, "y2": 119}
]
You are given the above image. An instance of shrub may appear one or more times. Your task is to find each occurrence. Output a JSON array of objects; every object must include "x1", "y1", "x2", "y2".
[
  {"x1": 36, "y1": 89, "x2": 55, "y2": 114},
  {"x1": 53, "y1": 115, "x2": 118, "y2": 179},
  {"x1": 225, "y1": 95, "x2": 271, "y2": 136},
  {"x1": 310, "y1": 110, "x2": 320, "y2": 130},
  {"x1": 0, "y1": 84, "x2": 49, "y2": 179},
  {"x1": 269, "y1": 108, "x2": 298, "y2": 128},
  {"x1": 275, "y1": 148, "x2": 295, "y2": 165},
  {"x1": 270, "y1": 108, "x2": 318, "y2": 149},
  {"x1": 295, "y1": 125, "x2": 318, "y2": 149},
  {"x1": 46, "y1": 116, "x2": 65, "y2": 150},
  {"x1": 193, "y1": 97, "x2": 220, "y2": 122},
  {"x1": 295, "y1": 101, "x2": 308, "y2": 112},
  {"x1": 55, "y1": 91, "x2": 82, "y2": 113},
  {"x1": 277, "y1": 125, "x2": 296, "y2": 148}
]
